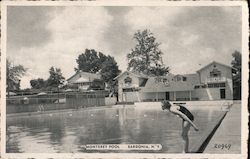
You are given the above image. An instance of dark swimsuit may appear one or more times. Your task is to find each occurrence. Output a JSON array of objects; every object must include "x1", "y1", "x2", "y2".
[{"x1": 178, "y1": 105, "x2": 194, "y2": 121}]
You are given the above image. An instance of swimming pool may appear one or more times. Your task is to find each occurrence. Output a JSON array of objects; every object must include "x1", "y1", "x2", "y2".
[{"x1": 6, "y1": 104, "x2": 225, "y2": 153}]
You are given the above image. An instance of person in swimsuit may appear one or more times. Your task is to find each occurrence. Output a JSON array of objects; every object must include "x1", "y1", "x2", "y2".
[{"x1": 161, "y1": 100, "x2": 199, "y2": 153}]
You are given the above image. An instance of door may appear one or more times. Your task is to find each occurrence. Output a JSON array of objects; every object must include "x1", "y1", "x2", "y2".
[
  {"x1": 220, "y1": 89, "x2": 226, "y2": 99},
  {"x1": 165, "y1": 92, "x2": 170, "y2": 100}
]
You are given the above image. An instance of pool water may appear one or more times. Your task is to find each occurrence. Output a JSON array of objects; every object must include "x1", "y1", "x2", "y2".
[{"x1": 6, "y1": 105, "x2": 223, "y2": 153}]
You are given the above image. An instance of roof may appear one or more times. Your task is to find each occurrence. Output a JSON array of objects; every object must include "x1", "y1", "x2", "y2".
[
  {"x1": 67, "y1": 71, "x2": 101, "y2": 82},
  {"x1": 181, "y1": 73, "x2": 200, "y2": 84},
  {"x1": 141, "y1": 74, "x2": 199, "y2": 92},
  {"x1": 114, "y1": 71, "x2": 149, "y2": 80},
  {"x1": 73, "y1": 77, "x2": 89, "y2": 83},
  {"x1": 37, "y1": 92, "x2": 47, "y2": 95},
  {"x1": 196, "y1": 61, "x2": 236, "y2": 72}
]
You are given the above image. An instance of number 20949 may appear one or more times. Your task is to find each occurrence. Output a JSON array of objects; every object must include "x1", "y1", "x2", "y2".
[{"x1": 214, "y1": 144, "x2": 231, "y2": 150}]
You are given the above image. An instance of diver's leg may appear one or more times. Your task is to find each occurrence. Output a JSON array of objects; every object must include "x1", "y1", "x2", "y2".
[{"x1": 182, "y1": 120, "x2": 191, "y2": 153}]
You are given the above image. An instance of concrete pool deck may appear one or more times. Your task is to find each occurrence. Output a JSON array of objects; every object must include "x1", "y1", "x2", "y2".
[
  {"x1": 133, "y1": 101, "x2": 241, "y2": 153},
  {"x1": 204, "y1": 103, "x2": 241, "y2": 153}
]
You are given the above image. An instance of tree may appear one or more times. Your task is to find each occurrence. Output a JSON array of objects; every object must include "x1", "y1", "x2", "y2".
[
  {"x1": 30, "y1": 78, "x2": 46, "y2": 89},
  {"x1": 75, "y1": 49, "x2": 121, "y2": 91},
  {"x1": 100, "y1": 56, "x2": 121, "y2": 90},
  {"x1": 6, "y1": 59, "x2": 26, "y2": 96},
  {"x1": 127, "y1": 29, "x2": 169, "y2": 76},
  {"x1": 75, "y1": 49, "x2": 102, "y2": 73},
  {"x1": 46, "y1": 67, "x2": 65, "y2": 89},
  {"x1": 231, "y1": 51, "x2": 241, "y2": 100}
]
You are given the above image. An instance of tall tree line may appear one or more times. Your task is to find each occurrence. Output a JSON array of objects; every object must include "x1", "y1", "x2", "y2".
[{"x1": 30, "y1": 67, "x2": 65, "y2": 91}]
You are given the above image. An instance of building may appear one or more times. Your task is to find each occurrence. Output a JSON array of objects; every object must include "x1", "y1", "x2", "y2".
[
  {"x1": 115, "y1": 61, "x2": 234, "y2": 102},
  {"x1": 67, "y1": 71, "x2": 105, "y2": 91}
]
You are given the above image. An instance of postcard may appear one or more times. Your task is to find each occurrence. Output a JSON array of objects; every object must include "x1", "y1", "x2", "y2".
[{"x1": 1, "y1": 0, "x2": 248, "y2": 158}]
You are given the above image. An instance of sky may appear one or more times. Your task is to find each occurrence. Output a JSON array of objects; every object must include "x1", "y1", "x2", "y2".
[{"x1": 7, "y1": 6, "x2": 241, "y2": 89}]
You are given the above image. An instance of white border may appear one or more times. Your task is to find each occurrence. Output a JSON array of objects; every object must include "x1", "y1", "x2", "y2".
[
  {"x1": 1, "y1": 2, "x2": 7, "y2": 157},
  {"x1": 0, "y1": 0, "x2": 248, "y2": 6},
  {"x1": 1, "y1": 1, "x2": 248, "y2": 159},
  {"x1": 240, "y1": 2, "x2": 249, "y2": 158}
]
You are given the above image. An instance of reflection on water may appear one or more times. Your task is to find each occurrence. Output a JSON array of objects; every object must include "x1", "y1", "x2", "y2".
[{"x1": 6, "y1": 105, "x2": 222, "y2": 153}]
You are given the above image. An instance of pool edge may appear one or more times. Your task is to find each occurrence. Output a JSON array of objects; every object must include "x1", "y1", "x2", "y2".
[{"x1": 190, "y1": 111, "x2": 228, "y2": 153}]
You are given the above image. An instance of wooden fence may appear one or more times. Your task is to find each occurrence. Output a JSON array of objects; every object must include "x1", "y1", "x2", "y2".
[
  {"x1": 66, "y1": 92, "x2": 105, "y2": 109},
  {"x1": 6, "y1": 91, "x2": 115, "y2": 114}
]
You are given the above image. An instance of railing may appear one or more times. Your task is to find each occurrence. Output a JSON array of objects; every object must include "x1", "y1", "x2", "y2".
[{"x1": 206, "y1": 77, "x2": 226, "y2": 83}]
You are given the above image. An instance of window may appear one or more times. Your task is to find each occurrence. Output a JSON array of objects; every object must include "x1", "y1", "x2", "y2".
[
  {"x1": 208, "y1": 84, "x2": 213, "y2": 88},
  {"x1": 124, "y1": 77, "x2": 132, "y2": 84},
  {"x1": 176, "y1": 76, "x2": 182, "y2": 81},
  {"x1": 208, "y1": 83, "x2": 226, "y2": 88},
  {"x1": 219, "y1": 83, "x2": 226, "y2": 87},
  {"x1": 194, "y1": 84, "x2": 207, "y2": 89},
  {"x1": 155, "y1": 77, "x2": 169, "y2": 86},
  {"x1": 155, "y1": 77, "x2": 161, "y2": 83},
  {"x1": 201, "y1": 85, "x2": 207, "y2": 88},
  {"x1": 194, "y1": 85, "x2": 200, "y2": 89},
  {"x1": 174, "y1": 75, "x2": 186, "y2": 82},
  {"x1": 162, "y1": 78, "x2": 169, "y2": 85},
  {"x1": 210, "y1": 68, "x2": 221, "y2": 77},
  {"x1": 139, "y1": 78, "x2": 148, "y2": 87},
  {"x1": 174, "y1": 75, "x2": 182, "y2": 82},
  {"x1": 214, "y1": 83, "x2": 220, "y2": 88},
  {"x1": 183, "y1": 77, "x2": 187, "y2": 81}
]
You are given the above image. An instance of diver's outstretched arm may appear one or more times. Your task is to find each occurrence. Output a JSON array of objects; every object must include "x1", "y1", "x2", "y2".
[{"x1": 170, "y1": 108, "x2": 199, "y2": 131}]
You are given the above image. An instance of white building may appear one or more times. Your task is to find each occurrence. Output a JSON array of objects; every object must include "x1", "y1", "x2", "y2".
[
  {"x1": 115, "y1": 61, "x2": 234, "y2": 102},
  {"x1": 67, "y1": 71, "x2": 105, "y2": 91}
]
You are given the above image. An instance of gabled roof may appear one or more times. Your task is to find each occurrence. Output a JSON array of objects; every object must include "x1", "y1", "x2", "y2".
[
  {"x1": 141, "y1": 74, "x2": 199, "y2": 92},
  {"x1": 114, "y1": 71, "x2": 149, "y2": 80},
  {"x1": 67, "y1": 71, "x2": 101, "y2": 82},
  {"x1": 196, "y1": 61, "x2": 235, "y2": 72}
]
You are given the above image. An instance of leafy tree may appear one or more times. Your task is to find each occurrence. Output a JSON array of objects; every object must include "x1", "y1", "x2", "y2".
[
  {"x1": 46, "y1": 67, "x2": 65, "y2": 88},
  {"x1": 6, "y1": 59, "x2": 26, "y2": 96},
  {"x1": 30, "y1": 78, "x2": 46, "y2": 89},
  {"x1": 127, "y1": 29, "x2": 169, "y2": 76},
  {"x1": 75, "y1": 49, "x2": 102, "y2": 73},
  {"x1": 100, "y1": 56, "x2": 121, "y2": 90},
  {"x1": 75, "y1": 49, "x2": 121, "y2": 91},
  {"x1": 231, "y1": 51, "x2": 241, "y2": 99}
]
